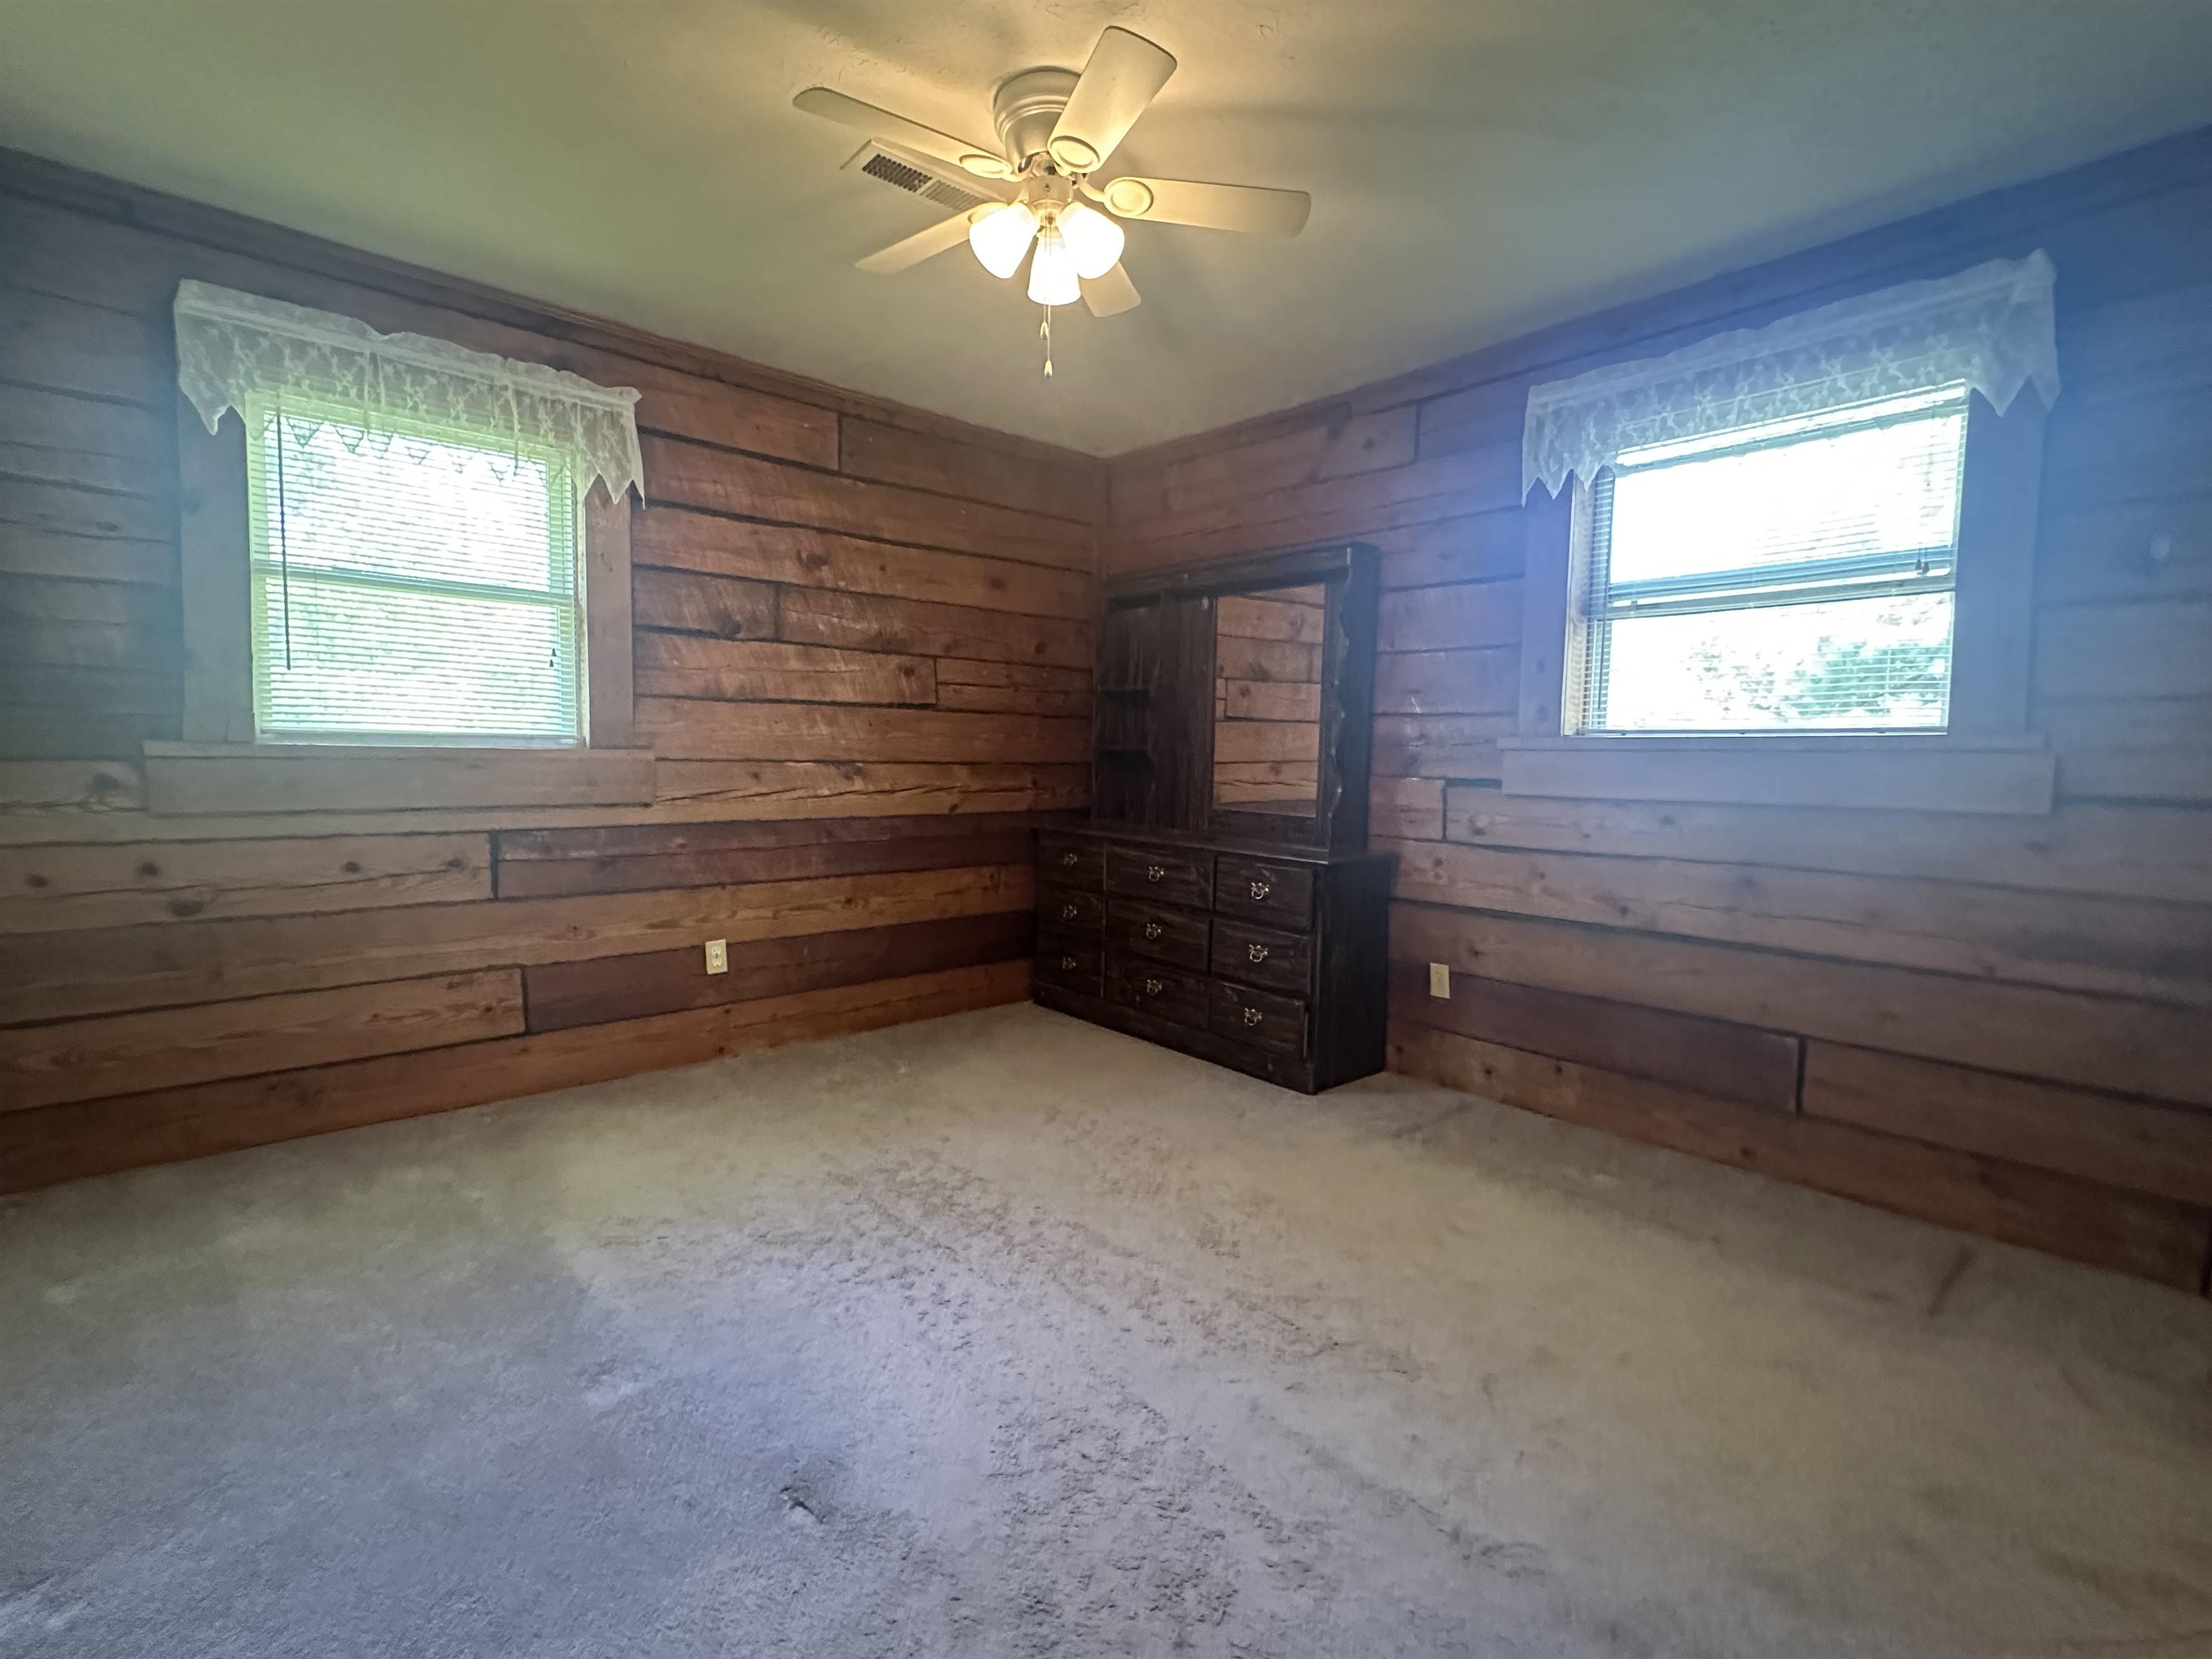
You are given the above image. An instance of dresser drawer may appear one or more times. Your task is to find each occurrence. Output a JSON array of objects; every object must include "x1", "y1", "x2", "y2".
[
  {"x1": 1037, "y1": 832, "x2": 1102, "y2": 889},
  {"x1": 1210, "y1": 917, "x2": 1311, "y2": 994},
  {"x1": 1105, "y1": 843, "x2": 1213, "y2": 910},
  {"x1": 1107, "y1": 956, "x2": 1209, "y2": 1028},
  {"x1": 1041, "y1": 888, "x2": 1106, "y2": 934},
  {"x1": 1214, "y1": 855, "x2": 1316, "y2": 928},
  {"x1": 1035, "y1": 935, "x2": 1103, "y2": 994},
  {"x1": 1109, "y1": 899, "x2": 1210, "y2": 971},
  {"x1": 1211, "y1": 979, "x2": 1308, "y2": 1058}
]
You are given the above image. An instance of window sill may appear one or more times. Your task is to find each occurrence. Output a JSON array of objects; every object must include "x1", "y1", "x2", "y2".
[
  {"x1": 1496, "y1": 734, "x2": 2054, "y2": 816},
  {"x1": 142, "y1": 742, "x2": 657, "y2": 817}
]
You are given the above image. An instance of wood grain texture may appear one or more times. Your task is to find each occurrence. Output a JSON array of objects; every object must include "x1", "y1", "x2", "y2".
[
  {"x1": 634, "y1": 633, "x2": 935, "y2": 706},
  {"x1": 1498, "y1": 741, "x2": 2058, "y2": 816},
  {"x1": 1390, "y1": 959, "x2": 1802, "y2": 1112},
  {"x1": 524, "y1": 909, "x2": 1031, "y2": 1030},
  {"x1": 1390, "y1": 901, "x2": 2212, "y2": 1108},
  {"x1": 495, "y1": 811, "x2": 1041, "y2": 899},
  {"x1": 0, "y1": 968, "x2": 524, "y2": 1111},
  {"x1": 635, "y1": 701, "x2": 1087, "y2": 764},
  {"x1": 0, "y1": 961, "x2": 1028, "y2": 1193},
  {"x1": 0, "y1": 832, "x2": 489, "y2": 932},
  {"x1": 0, "y1": 863, "x2": 1032, "y2": 1024},
  {"x1": 1389, "y1": 1022, "x2": 2212, "y2": 1290},
  {"x1": 143, "y1": 745, "x2": 658, "y2": 815},
  {"x1": 1802, "y1": 1041, "x2": 2212, "y2": 1208}
]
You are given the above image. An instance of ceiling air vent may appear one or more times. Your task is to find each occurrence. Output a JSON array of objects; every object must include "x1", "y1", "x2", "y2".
[{"x1": 843, "y1": 141, "x2": 999, "y2": 215}]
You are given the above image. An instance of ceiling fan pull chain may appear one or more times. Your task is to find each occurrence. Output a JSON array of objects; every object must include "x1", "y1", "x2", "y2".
[{"x1": 1040, "y1": 305, "x2": 1054, "y2": 377}]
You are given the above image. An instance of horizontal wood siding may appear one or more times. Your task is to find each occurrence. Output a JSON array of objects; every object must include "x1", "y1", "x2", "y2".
[
  {"x1": 0, "y1": 151, "x2": 1089, "y2": 1184},
  {"x1": 1106, "y1": 128, "x2": 2212, "y2": 1292}
]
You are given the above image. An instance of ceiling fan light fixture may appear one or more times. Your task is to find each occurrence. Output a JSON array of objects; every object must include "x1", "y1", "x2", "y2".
[
  {"x1": 1048, "y1": 135, "x2": 1101, "y2": 171},
  {"x1": 1100, "y1": 177, "x2": 1156, "y2": 218},
  {"x1": 1058, "y1": 200, "x2": 1125, "y2": 279},
  {"x1": 1026, "y1": 225, "x2": 1082, "y2": 306},
  {"x1": 968, "y1": 201, "x2": 1039, "y2": 279},
  {"x1": 958, "y1": 151, "x2": 1013, "y2": 179}
]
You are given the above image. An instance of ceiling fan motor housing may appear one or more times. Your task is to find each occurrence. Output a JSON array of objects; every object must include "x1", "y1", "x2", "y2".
[{"x1": 992, "y1": 68, "x2": 1081, "y2": 170}]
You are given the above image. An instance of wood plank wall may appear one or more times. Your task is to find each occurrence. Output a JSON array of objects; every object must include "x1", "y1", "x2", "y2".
[
  {"x1": 0, "y1": 150, "x2": 1097, "y2": 1190},
  {"x1": 1104, "y1": 128, "x2": 2212, "y2": 1295}
]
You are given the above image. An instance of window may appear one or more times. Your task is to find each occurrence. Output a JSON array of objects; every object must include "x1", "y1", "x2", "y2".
[
  {"x1": 1575, "y1": 385, "x2": 1969, "y2": 734},
  {"x1": 172, "y1": 279, "x2": 643, "y2": 755},
  {"x1": 246, "y1": 402, "x2": 585, "y2": 745}
]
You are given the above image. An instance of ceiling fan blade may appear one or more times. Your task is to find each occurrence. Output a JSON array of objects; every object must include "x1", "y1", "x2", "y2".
[
  {"x1": 856, "y1": 211, "x2": 979, "y2": 275},
  {"x1": 793, "y1": 86, "x2": 1009, "y2": 177},
  {"x1": 1046, "y1": 27, "x2": 1177, "y2": 173},
  {"x1": 1080, "y1": 262, "x2": 1141, "y2": 318},
  {"x1": 1100, "y1": 176, "x2": 1310, "y2": 237}
]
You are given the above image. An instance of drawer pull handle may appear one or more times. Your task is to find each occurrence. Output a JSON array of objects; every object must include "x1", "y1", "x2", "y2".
[
  {"x1": 1059, "y1": 851, "x2": 1079, "y2": 867},
  {"x1": 1146, "y1": 864, "x2": 1166, "y2": 883},
  {"x1": 1060, "y1": 902, "x2": 1079, "y2": 921},
  {"x1": 1143, "y1": 976, "x2": 1164, "y2": 996},
  {"x1": 1249, "y1": 878, "x2": 1272, "y2": 901},
  {"x1": 1143, "y1": 920, "x2": 1164, "y2": 940},
  {"x1": 1246, "y1": 943, "x2": 1269, "y2": 963},
  {"x1": 1242, "y1": 1007, "x2": 1264, "y2": 1028},
  {"x1": 1059, "y1": 954, "x2": 1079, "y2": 971}
]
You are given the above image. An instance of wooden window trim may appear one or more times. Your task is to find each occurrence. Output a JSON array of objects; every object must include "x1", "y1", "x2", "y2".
[
  {"x1": 1511, "y1": 390, "x2": 2051, "y2": 814},
  {"x1": 176, "y1": 392, "x2": 639, "y2": 768}
]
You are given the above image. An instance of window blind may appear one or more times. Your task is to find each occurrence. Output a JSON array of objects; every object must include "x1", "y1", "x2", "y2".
[
  {"x1": 247, "y1": 404, "x2": 584, "y2": 745},
  {"x1": 1577, "y1": 385, "x2": 1968, "y2": 734}
]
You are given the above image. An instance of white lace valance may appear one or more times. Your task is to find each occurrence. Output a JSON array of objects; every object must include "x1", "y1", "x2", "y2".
[
  {"x1": 174, "y1": 281, "x2": 644, "y2": 498},
  {"x1": 1522, "y1": 251, "x2": 2060, "y2": 498}
]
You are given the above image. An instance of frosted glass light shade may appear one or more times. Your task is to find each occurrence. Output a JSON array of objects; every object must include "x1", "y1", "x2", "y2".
[
  {"x1": 1058, "y1": 201, "x2": 1125, "y2": 280},
  {"x1": 1026, "y1": 226, "x2": 1082, "y2": 306},
  {"x1": 968, "y1": 203, "x2": 1038, "y2": 279}
]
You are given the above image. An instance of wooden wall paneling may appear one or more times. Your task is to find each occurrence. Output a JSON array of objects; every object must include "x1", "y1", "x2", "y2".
[
  {"x1": 1369, "y1": 776, "x2": 1445, "y2": 841},
  {"x1": 143, "y1": 745, "x2": 657, "y2": 814},
  {"x1": 930, "y1": 658, "x2": 1092, "y2": 716},
  {"x1": 1390, "y1": 901, "x2": 2212, "y2": 1108},
  {"x1": 1390, "y1": 959, "x2": 1802, "y2": 1112},
  {"x1": 494, "y1": 811, "x2": 1045, "y2": 899},
  {"x1": 0, "y1": 758, "x2": 143, "y2": 814},
  {"x1": 1382, "y1": 834, "x2": 2212, "y2": 1007},
  {"x1": 174, "y1": 403, "x2": 253, "y2": 743},
  {"x1": 0, "y1": 380, "x2": 167, "y2": 495},
  {"x1": 634, "y1": 633, "x2": 935, "y2": 706},
  {"x1": 523, "y1": 909, "x2": 1033, "y2": 1030},
  {"x1": 1377, "y1": 579, "x2": 1522, "y2": 655},
  {"x1": 2041, "y1": 696, "x2": 2212, "y2": 804},
  {"x1": 629, "y1": 567, "x2": 779, "y2": 639},
  {"x1": 0, "y1": 968, "x2": 525, "y2": 1111},
  {"x1": 1444, "y1": 788, "x2": 2212, "y2": 905},
  {"x1": 1801, "y1": 1042, "x2": 2212, "y2": 1208},
  {"x1": 837, "y1": 416, "x2": 1094, "y2": 523},
  {"x1": 583, "y1": 483, "x2": 635, "y2": 747},
  {"x1": 650, "y1": 761, "x2": 1087, "y2": 823},
  {"x1": 1948, "y1": 395, "x2": 2046, "y2": 734},
  {"x1": 0, "y1": 863, "x2": 1031, "y2": 1024},
  {"x1": 634, "y1": 700, "x2": 1087, "y2": 764},
  {"x1": 0, "y1": 961, "x2": 1028, "y2": 1195},
  {"x1": 776, "y1": 587, "x2": 1092, "y2": 670},
  {"x1": 630, "y1": 508, "x2": 1092, "y2": 621},
  {"x1": 1512, "y1": 484, "x2": 1575, "y2": 736},
  {"x1": 2033, "y1": 601, "x2": 2212, "y2": 700},
  {"x1": 1498, "y1": 741, "x2": 2057, "y2": 816},
  {"x1": 1388, "y1": 1022, "x2": 2212, "y2": 1290},
  {"x1": 1371, "y1": 715, "x2": 1513, "y2": 781},
  {"x1": 1375, "y1": 648, "x2": 1519, "y2": 716},
  {"x1": 1370, "y1": 509, "x2": 1526, "y2": 593},
  {"x1": 0, "y1": 832, "x2": 490, "y2": 932},
  {"x1": 2036, "y1": 493, "x2": 2212, "y2": 606},
  {"x1": 642, "y1": 435, "x2": 1091, "y2": 572}
]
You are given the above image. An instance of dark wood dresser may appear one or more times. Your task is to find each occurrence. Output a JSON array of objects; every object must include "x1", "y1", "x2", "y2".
[
  {"x1": 1033, "y1": 827, "x2": 1393, "y2": 1092},
  {"x1": 1033, "y1": 541, "x2": 1394, "y2": 1094}
]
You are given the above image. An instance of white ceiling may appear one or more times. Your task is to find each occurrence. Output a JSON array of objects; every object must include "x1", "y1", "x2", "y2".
[{"x1": 4, "y1": 1, "x2": 2212, "y2": 456}]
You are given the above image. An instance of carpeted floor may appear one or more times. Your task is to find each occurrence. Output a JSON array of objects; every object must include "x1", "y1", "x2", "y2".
[{"x1": 4, "y1": 1001, "x2": 2211, "y2": 1657}]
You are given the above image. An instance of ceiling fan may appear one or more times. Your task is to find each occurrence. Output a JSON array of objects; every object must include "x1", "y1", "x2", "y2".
[{"x1": 794, "y1": 26, "x2": 1310, "y2": 364}]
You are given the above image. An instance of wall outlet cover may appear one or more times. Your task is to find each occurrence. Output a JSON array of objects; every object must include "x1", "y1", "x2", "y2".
[
  {"x1": 1428, "y1": 961, "x2": 1451, "y2": 998},
  {"x1": 704, "y1": 938, "x2": 729, "y2": 975}
]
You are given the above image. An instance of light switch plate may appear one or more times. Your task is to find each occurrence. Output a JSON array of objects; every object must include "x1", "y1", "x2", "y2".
[
  {"x1": 704, "y1": 938, "x2": 729, "y2": 975},
  {"x1": 1428, "y1": 961, "x2": 1451, "y2": 999}
]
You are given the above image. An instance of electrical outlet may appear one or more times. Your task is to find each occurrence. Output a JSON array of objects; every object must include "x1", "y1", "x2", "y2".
[
  {"x1": 1428, "y1": 961, "x2": 1451, "y2": 999},
  {"x1": 703, "y1": 938, "x2": 729, "y2": 975}
]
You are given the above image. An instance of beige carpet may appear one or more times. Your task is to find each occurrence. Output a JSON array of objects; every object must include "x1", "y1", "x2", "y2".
[{"x1": 4, "y1": 1002, "x2": 2210, "y2": 1656}]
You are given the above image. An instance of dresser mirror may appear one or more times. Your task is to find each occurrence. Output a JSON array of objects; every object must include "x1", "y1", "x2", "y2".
[{"x1": 1211, "y1": 582, "x2": 1325, "y2": 822}]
